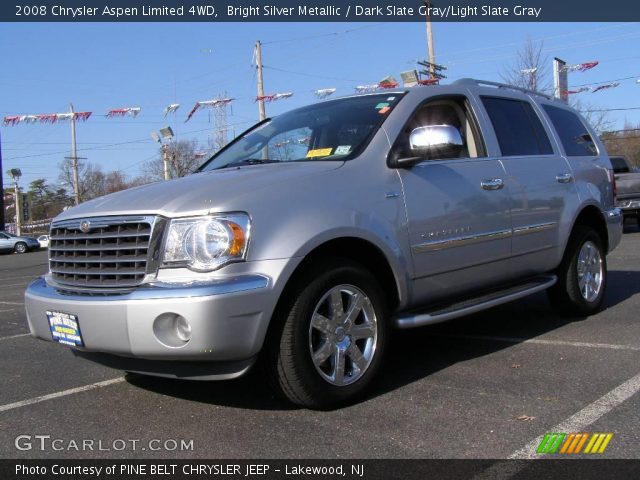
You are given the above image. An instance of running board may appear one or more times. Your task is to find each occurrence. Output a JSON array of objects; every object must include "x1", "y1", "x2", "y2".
[{"x1": 394, "y1": 275, "x2": 557, "y2": 329}]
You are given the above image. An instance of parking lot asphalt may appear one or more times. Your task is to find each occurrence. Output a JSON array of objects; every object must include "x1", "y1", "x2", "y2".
[{"x1": 1, "y1": 225, "x2": 639, "y2": 459}]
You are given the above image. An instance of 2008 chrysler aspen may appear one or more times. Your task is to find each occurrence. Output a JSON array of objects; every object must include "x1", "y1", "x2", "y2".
[{"x1": 25, "y1": 79, "x2": 622, "y2": 408}]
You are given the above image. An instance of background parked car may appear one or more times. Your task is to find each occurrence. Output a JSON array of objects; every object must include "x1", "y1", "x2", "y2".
[
  {"x1": 611, "y1": 156, "x2": 640, "y2": 228},
  {"x1": 0, "y1": 231, "x2": 41, "y2": 254},
  {"x1": 37, "y1": 235, "x2": 50, "y2": 249}
]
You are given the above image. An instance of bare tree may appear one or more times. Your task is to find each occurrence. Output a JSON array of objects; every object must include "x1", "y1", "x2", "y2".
[
  {"x1": 59, "y1": 160, "x2": 106, "y2": 202},
  {"x1": 501, "y1": 37, "x2": 550, "y2": 93},
  {"x1": 569, "y1": 98, "x2": 613, "y2": 135},
  {"x1": 59, "y1": 160, "x2": 139, "y2": 202},
  {"x1": 143, "y1": 139, "x2": 205, "y2": 181},
  {"x1": 601, "y1": 122, "x2": 640, "y2": 168}
]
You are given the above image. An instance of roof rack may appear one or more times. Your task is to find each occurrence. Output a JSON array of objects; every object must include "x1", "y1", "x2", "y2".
[{"x1": 453, "y1": 78, "x2": 557, "y2": 101}]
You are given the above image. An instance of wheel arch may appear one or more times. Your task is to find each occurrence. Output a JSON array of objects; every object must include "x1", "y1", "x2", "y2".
[{"x1": 569, "y1": 204, "x2": 609, "y2": 253}]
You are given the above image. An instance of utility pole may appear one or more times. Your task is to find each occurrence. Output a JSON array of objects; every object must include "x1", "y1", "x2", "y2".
[
  {"x1": 255, "y1": 40, "x2": 266, "y2": 121},
  {"x1": 69, "y1": 103, "x2": 80, "y2": 205},
  {"x1": 424, "y1": 0, "x2": 436, "y2": 79},
  {"x1": 0, "y1": 131, "x2": 5, "y2": 231}
]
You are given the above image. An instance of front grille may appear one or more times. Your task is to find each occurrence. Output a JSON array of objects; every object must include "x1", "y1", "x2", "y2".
[{"x1": 49, "y1": 216, "x2": 157, "y2": 290}]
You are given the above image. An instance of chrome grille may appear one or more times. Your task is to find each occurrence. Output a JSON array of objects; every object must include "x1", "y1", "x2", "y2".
[{"x1": 49, "y1": 216, "x2": 157, "y2": 290}]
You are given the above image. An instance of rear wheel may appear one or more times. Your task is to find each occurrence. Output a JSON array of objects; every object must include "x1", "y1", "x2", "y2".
[
  {"x1": 14, "y1": 242, "x2": 27, "y2": 254},
  {"x1": 265, "y1": 259, "x2": 388, "y2": 409},
  {"x1": 548, "y1": 225, "x2": 607, "y2": 316}
]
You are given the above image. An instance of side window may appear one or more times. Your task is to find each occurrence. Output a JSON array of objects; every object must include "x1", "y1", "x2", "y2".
[
  {"x1": 481, "y1": 97, "x2": 553, "y2": 156},
  {"x1": 390, "y1": 97, "x2": 485, "y2": 162},
  {"x1": 542, "y1": 104, "x2": 597, "y2": 156}
]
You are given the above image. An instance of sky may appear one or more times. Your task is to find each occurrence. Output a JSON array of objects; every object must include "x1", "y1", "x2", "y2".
[{"x1": 1, "y1": 21, "x2": 640, "y2": 189}]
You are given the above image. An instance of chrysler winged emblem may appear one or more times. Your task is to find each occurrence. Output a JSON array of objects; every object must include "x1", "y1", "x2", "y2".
[{"x1": 79, "y1": 220, "x2": 91, "y2": 233}]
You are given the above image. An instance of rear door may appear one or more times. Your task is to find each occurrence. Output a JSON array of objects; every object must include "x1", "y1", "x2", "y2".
[{"x1": 478, "y1": 95, "x2": 577, "y2": 276}]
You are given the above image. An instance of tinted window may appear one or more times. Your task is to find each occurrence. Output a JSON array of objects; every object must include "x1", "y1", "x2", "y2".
[
  {"x1": 482, "y1": 97, "x2": 553, "y2": 156},
  {"x1": 610, "y1": 157, "x2": 629, "y2": 174},
  {"x1": 542, "y1": 104, "x2": 597, "y2": 156}
]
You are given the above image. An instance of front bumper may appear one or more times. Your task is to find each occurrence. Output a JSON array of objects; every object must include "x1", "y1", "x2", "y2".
[
  {"x1": 25, "y1": 273, "x2": 277, "y2": 380},
  {"x1": 605, "y1": 207, "x2": 623, "y2": 252}
]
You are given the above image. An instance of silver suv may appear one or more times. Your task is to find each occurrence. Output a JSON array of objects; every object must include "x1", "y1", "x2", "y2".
[{"x1": 25, "y1": 79, "x2": 622, "y2": 408}]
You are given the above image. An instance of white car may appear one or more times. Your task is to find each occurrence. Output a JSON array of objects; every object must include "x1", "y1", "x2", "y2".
[{"x1": 37, "y1": 235, "x2": 50, "y2": 248}]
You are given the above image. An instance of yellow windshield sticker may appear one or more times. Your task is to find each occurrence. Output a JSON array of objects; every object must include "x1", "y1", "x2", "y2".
[{"x1": 306, "y1": 148, "x2": 333, "y2": 158}]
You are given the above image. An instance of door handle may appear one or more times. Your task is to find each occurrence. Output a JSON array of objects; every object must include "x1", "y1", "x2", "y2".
[
  {"x1": 556, "y1": 173, "x2": 573, "y2": 184},
  {"x1": 481, "y1": 178, "x2": 504, "y2": 190}
]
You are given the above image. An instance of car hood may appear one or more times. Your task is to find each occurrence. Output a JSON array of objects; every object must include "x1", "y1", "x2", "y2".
[{"x1": 56, "y1": 162, "x2": 343, "y2": 221}]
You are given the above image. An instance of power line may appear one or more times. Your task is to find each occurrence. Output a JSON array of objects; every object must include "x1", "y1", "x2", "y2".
[
  {"x1": 586, "y1": 107, "x2": 640, "y2": 112},
  {"x1": 261, "y1": 24, "x2": 382, "y2": 46},
  {"x1": 3, "y1": 122, "x2": 255, "y2": 162}
]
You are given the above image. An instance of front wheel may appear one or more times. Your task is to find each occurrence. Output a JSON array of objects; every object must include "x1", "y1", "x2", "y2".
[
  {"x1": 548, "y1": 226, "x2": 607, "y2": 317},
  {"x1": 265, "y1": 259, "x2": 388, "y2": 409},
  {"x1": 14, "y1": 242, "x2": 27, "y2": 254}
]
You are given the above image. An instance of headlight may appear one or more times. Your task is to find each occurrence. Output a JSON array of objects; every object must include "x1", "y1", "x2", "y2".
[{"x1": 162, "y1": 213, "x2": 250, "y2": 272}]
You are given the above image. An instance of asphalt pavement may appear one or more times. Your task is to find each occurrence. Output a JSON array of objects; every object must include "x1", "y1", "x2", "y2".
[{"x1": 1, "y1": 225, "x2": 639, "y2": 459}]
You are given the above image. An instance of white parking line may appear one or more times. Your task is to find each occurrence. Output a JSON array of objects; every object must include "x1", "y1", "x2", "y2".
[
  {"x1": 0, "y1": 308, "x2": 19, "y2": 313},
  {"x1": 0, "y1": 282, "x2": 31, "y2": 287},
  {"x1": 436, "y1": 333, "x2": 640, "y2": 351},
  {"x1": 0, "y1": 333, "x2": 30, "y2": 341},
  {"x1": 0, "y1": 301, "x2": 23, "y2": 306},
  {"x1": 0, "y1": 275, "x2": 41, "y2": 281},
  {"x1": 473, "y1": 371, "x2": 640, "y2": 478},
  {"x1": 509, "y1": 371, "x2": 640, "y2": 458},
  {"x1": 0, "y1": 378, "x2": 126, "y2": 413}
]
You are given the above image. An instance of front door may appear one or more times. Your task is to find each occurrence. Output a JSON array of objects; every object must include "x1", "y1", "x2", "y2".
[{"x1": 391, "y1": 96, "x2": 513, "y2": 305}]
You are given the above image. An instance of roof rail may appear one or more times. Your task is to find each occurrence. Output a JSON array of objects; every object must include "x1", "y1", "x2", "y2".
[{"x1": 453, "y1": 78, "x2": 556, "y2": 101}]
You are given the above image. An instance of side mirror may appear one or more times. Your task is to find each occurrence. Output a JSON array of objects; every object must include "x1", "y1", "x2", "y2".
[{"x1": 392, "y1": 125, "x2": 464, "y2": 168}]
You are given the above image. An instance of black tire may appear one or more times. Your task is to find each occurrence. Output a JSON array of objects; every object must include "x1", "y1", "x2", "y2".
[
  {"x1": 264, "y1": 258, "x2": 389, "y2": 409},
  {"x1": 548, "y1": 225, "x2": 607, "y2": 317},
  {"x1": 14, "y1": 242, "x2": 27, "y2": 254}
]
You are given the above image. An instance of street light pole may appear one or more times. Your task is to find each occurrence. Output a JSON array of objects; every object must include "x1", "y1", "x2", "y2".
[
  {"x1": 8, "y1": 169, "x2": 22, "y2": 236},
  {"x1": 0, "y1": 131, "x2": 5, "y2": 231},
  {"x1": 162, "y1": 144, "x2": 170, "y2": 180}
]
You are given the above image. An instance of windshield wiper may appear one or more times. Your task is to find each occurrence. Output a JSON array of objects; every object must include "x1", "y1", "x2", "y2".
[{"x1": 219, "y1": 158, "x2": 282, "y2": 169}]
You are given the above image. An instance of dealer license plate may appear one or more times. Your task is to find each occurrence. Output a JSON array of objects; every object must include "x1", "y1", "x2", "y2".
[{"x1": 47, "y1": 311, "x2": 84, "y2": 347}]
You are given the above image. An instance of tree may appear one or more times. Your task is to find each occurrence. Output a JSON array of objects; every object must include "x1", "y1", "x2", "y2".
[
  {"x1": 571, "y1": 99, "x2": 613, "y2": 135},
  {"x1": 501, "y1": 38, "x2": 611, "y2": 134},
  {"x1": 143, "y1": 139, "x2": 205, "y2": 181},
  {"x1": 59, "y1": 160, "x2": 142, "y2": 202},
  {"x1": 501, "y1": 37, "x2": 550, "y2": 93},
  {"x1": 601, "y1": 122, "x2": 640, "y2": 169}
]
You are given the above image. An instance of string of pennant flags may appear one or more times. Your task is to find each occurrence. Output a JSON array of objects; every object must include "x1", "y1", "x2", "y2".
[
  {"x1": 562, "y1": 82, "x2": 621, "y2": 95},
  {"x1": 3, "y1": 62, "x2": 633, "y2": 128}
]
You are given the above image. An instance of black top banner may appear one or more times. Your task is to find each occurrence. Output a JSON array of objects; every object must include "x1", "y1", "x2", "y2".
[{"x1": 2, "y1": 0, "x2": 639, "y2": 22}]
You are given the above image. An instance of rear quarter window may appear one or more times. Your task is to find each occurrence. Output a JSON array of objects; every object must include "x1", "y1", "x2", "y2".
[
  {"x1": 542, "y1": 104, "x2": 598, "y2": 156},
  {"x1": 481, "y1": 97, "x2": 553, "y2": 157}
]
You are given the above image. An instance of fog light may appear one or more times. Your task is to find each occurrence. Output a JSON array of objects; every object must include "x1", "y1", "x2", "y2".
[{"x1": 175, "y1": 315, "x2": 192, "y2": 342}]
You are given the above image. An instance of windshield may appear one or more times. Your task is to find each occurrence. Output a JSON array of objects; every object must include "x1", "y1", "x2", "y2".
[{"x1": 199, "y1": 93, "x2": 404, "y2": 171}]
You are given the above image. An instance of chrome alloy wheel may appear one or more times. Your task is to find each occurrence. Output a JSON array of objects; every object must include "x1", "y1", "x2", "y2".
[
  {"x1": 577, "y1": 240, "x2": 604, "y2": 302},
  {"x1": 308, "y1": 284, "x2": 378, "y2": 386}
]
